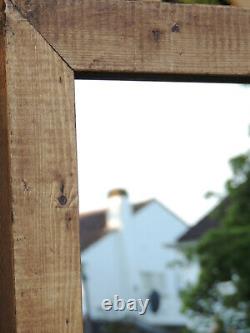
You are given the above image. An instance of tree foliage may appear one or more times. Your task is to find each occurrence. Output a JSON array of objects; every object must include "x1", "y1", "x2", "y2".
[{"x1": 181, "y1": 151, "x2": 250, "y2": 332}]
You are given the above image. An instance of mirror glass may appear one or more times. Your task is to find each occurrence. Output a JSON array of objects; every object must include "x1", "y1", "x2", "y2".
[{"x1": 75, "y1": 80, "x2": 250, "y2": 333}]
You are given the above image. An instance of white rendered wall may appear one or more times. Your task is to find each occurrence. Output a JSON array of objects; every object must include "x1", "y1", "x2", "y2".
[{"x1": 81, "y1": 200, "x2": 195, "y2": 327}]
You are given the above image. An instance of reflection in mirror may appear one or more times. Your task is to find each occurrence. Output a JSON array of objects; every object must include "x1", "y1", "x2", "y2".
[{"x1": 75, "y1": 81, "x2": 250, "y2": 333}]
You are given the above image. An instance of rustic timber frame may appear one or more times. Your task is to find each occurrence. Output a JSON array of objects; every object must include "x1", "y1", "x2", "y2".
[{"x1": 0, "y1": 0, "x2": 250, "y2": 331}]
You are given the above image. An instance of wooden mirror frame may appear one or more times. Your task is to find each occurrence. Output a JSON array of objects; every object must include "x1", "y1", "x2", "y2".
[{"x1": 1, "y1": 0, "x2": 250, "y2": 331}]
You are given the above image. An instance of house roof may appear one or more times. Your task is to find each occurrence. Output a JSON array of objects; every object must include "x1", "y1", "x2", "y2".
[
  {"x1": 79, "y1": 199, "x2": 154, "y2": 251},
  {"x1": 178, "y1": 215, "x2": 220, "y2": 243},
  {"x1": 133, "y1": 199, "x2": 154, "y2": 212},
  {"x1": 178, "y1": 198, "x2": 229, "y2": 243},
  {"x1": 79, "y1": 209, "x2": 107, "y2": 251}
]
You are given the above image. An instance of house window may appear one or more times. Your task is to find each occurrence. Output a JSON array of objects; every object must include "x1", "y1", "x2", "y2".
[{"x1": 141, "y1": 271, "x2": 165, "y2": 292}]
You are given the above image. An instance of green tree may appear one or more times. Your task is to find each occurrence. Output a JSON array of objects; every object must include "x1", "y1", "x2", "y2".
[{"x1": 181, "y1": 151, "x2": 250, "y2": 332}]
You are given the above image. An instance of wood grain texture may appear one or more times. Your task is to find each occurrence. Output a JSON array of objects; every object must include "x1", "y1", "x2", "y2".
[
  {"x1": 0, "y1": 1, "x2": 83, "y2": 331},
  {"x1": 11, "y1": 0, "x2": 250, "y2": 77},
  {"x1": 232, "y1": 0, "x2": 250, "y2": 8},
  {"x1": 0, "y1": 2, "x2": 17, "y2": 332}
]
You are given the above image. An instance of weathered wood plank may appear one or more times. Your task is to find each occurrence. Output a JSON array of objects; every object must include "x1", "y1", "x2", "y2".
[
  {"x1": 0, "y1": 1, "x2": 83, "y2": 331},
  {"x1": 0, "y1": 1, "x2": 17, "y2": 331},
  {"x1": 232, "y1": 0, "x2": 250, "y2": 8},
  {"x1": 11, "y1": 0, "x2": 250, "y2": 77}
]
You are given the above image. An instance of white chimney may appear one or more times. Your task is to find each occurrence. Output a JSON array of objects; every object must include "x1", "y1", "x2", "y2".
[{"x1": 106, "y1": 189, "x2": 131, "y2": 230}]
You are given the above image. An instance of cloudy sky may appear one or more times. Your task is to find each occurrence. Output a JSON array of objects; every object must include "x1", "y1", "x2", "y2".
[{"x1": 75, "y1": 81, "x2": 249, "y2": 225}]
